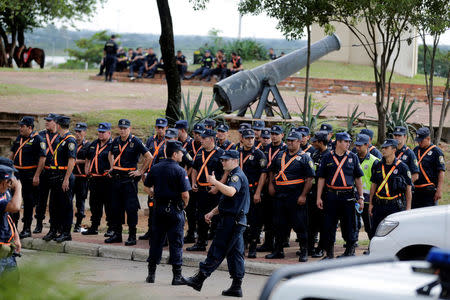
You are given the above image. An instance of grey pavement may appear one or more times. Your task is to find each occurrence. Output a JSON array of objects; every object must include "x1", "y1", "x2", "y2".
[{"x1": 18, "y1": 249, "x2": 267, "y2": 300}]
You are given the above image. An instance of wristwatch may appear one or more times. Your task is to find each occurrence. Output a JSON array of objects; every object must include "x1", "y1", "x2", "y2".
[{"x1": 359, "y1": 195, "x2": 364, "y2": 200}]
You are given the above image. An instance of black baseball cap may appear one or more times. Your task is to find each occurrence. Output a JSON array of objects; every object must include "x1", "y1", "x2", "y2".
[
  {"x1": 118, "y1": 119, "x2": 131, "y2": 128},
  {"x1": 201, "y1": 129, "x2": 216, "y2": 138},
  {"x1": 220, "y1": 150, "x2": 239, "y2": 160},
  {"x1": 381, "y1": 139, "x2": 399, "y2": 148},
  {"x1": 44, "y1": 113, "x2": 59, "y2": 121},
  {"x1": 19, "y1": 116, "x2": 34, "y2": 127},
  {"x1": 56, "y1": 115, "x2": 71, "y2": 126},
  {"x1": 75, "y1": 122, "x2": 87, "y2": 132}
]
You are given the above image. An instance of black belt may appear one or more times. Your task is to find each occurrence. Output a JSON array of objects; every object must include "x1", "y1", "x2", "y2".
[{"x1": 327, "y1": 188, "x2": 354, "y2": 195}]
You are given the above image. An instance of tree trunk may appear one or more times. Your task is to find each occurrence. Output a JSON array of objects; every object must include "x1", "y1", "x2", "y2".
[
  {"x1": 436, "y1": 67, "x2": 450, "y2": 144},
  {"x1": 18, "y1": 25, "x2": 25, "y2": 47},
  {"x1": 303, "y1": 25, "x2": 311, "y2": 122},
  {"x1": 156, "y1": 0, "x2": 181, "y2": 126}
]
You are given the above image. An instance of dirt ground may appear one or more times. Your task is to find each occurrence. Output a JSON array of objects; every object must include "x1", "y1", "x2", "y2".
[{"x1": 0, "y1": 70, "x2": 447, "y2": 127}]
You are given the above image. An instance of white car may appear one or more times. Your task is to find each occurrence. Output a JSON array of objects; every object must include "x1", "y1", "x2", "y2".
[
  {"x1": 259, "y1": 249, "x2": 449, "y2": 300},
  {"x1": 369, "y1": 205, "x2": 450, "y2": 260}
]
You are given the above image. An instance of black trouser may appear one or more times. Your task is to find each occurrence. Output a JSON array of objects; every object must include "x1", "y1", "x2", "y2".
[
  {"x1": 273, "y1": 191, "x2": 308, "y2": 251},
  {"x1": 260, "y1": 190, "x2": 274, "y2": 245},
  {"x1": 322, "y1": 189, "x2": 357, "y2": 250},
  {"x1": 209, "y1": 67, "x2": 227, "y2": 80},
  {"x1": 74, "y1": 176, "x2": 88, "y2": 221},
  {"x1": 35, "y1": 169, "x2": 51, "y2": 222},
  {"x1": 185, "y1": 190, "x2": 197, "y2": 238},
  {"x1": 48, "y1": 172, "x2": 74, "y2": 233},
  {"x1": 18, "y1": 170, "x2": 39, "y2": 229},
  {"x1": 246, "y1": 189, "x2": 263, "y2": 245},
  {"x1": 110, "y1": 176, "x2": 140, "y2": 234},
  {"x1": 145, "y1": 196, "x2": 155, "y2": 231},
  {"x1": 412, "y1": 186, "x2": 437, "y2": 208},
  {"x1": 105, "y1": 54, "x2": 116, "y2": 80},
  {"x1": 195, "y1": 188, "x2": 220, "y2": 243},
  {"x1": 129, "y1": 60, "x2": 144, "y2": 76},
  {"x1": 307, "y1": 189, "x2": 325, "y2": 250},
  {"x1": 177, "y1": 65, "x2": 187, "y2": 78},
  {"x1": 88, "y1": 176, "x2": 112, "y2": 228},
  {"x1": 355, "y1": 194, "x2": 373, "y2": 240},
  {"x1": 116, "y1": 60, "x2": 128, "y2": 72},
  {"x1": 371, "y1": 197, "x2": 404, "y2": 237}
]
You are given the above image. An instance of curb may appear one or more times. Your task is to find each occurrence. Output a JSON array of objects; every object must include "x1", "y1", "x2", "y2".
[{"x1": 22, "y1": 238, "x2": 284, "y2": 276}]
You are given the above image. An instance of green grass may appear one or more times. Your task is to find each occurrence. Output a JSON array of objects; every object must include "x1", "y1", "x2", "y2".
[
  {"x1": 0, "y1": 83, "x2": 61, "y2": 96},
  {"x1": 189, "y1": 60, "x2": 446, "y2": 86}
]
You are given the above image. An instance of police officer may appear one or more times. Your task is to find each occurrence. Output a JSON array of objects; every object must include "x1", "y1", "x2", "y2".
[
  {"x1": 256, "y1": 125, "x2": 286, "y2": 253},
  {"x1": 266, "y1": 131, "x2": 315, "y2": 262},
  {"x1": 140, "y1": 118, "x2": 168, "y2": 240},
  {"x1": 152, "y1": 128, "x2": 193, "y2": 170},
  {"x1": 185, "y1": 150, "x2": 250, "y2": 298},
  {"x1": 128, "y1": 47, "x2": 146, "y2": 79},
  {"x1": 259, "y1": 128, "x2": 272, "y2": 149},
  {"x1": 9, "y1": 116, "x2": 45, "y2": 238},
  {"x1": 237, "y1": 123, "x2": 252, "y2": 149},
  {"x1": 187, "y1": 129, "x2": 225, "y2": 251},
  {"x1": 238, "y1": 129, "x2": 267, "y2": 258},
  {"x1": 83, "y1": 123, "x2": 113, "y2": 236},
  {"x1": 104, "y1": 34, "x2": 118, "y2": 82},
  {"x1": 0, "y1": 165, "x2": 22, "y2": 275},
  {"x1": 106, "y1": 119, "x2": 152, "y2": 245},
  {"x1": 316, "y1": 132, "x2": 364, "y2": 259},
  {"x1": 307, "y1": 131, "x2": 330, "y2": 258},
  {"x1": 42, "y1": 115, "x2": 77, "y2": 243},
  {"x1": 296, "y1": 126, "x2": 315, "y2": 156},
  {"x1": 413, "y1": 127, "x2": 446, "y2": 208},
  {"x1": 369, "y1": 139, "x2": 412, "y2": 236},
  {"x1": 73, "y1": 122, "x2": 89, "y2": 232},
  {"x1": 268, "y1": 48, "x2": 277, "y2": 60},
  {"x1": 393, "y1": 126, "x2": 419, "y2": 183},
  {"x1": 204, "y1": 119, "x2": 216, "y2": 130},
  {"x1": 319, "y1": 123, "x2": 335, "y2": 150},
  {"x1": 216, "y1": 124, "x2": 237, "y2": 151},
  {"x1": 144, "y1": 141, "x2": 191, "y2": 285},
  {"x1": 175, "y1": 120, "x2": 193, "y2": 150},
  {"x1": 142, "y1": 48, "x2": 158, "y2": 78},
  {"x1": 229, "y1": 52, "x2": 243, "y2": 75},
  {"x1": 176, "y1": 50, "x2": 188, "y2": 80},
  {"x1": 351, "y1": 129, "x2": 382, "y2": 159},
  {"x1": 209, "y1": 49, "x2": 228, "y2": 81},
  {"x1": 354, "y1": 134, "x2": 379, "y2": 240},
  {"x1": 185, "y1": 50, "x2": 213, "y2": 80},
  {"x1": 252, "y1": 120, "x2": 265, "y2": 149},
  {"x1": 35, "y1": 113, "x2": 59, "y2": 234}
]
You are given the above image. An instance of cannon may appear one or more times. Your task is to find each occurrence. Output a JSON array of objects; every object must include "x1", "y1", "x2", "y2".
[{"x1": 213, "y1": 34, "x2": 341, "y2": 119}]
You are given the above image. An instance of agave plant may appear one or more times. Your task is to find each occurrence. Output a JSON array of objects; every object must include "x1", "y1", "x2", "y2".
[
  {"x1": 346, "y1": 105, "x2": 364, "y2": 138},
  {"x1": 296, "y1": 95, "x2": 327, "y2": 132},
  {"x1": 386, "y1": 95, "x2": 418, "y2": 140},
  {"x1": 170, "y1": 91, "x2": 224, "y2": 133}
]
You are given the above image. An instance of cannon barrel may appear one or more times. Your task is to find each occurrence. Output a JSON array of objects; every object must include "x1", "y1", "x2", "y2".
[{"x1": 213, "y1": 34, "x2": 341, "y2": 113}]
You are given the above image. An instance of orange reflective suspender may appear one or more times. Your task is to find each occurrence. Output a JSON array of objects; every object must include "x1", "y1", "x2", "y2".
[
  {"x1": 225, "y1": 143, "x2": 234, "y2": 151},
  {"x1": 196, "y1": 149, "x2": 217, "y2": 186},
  {"x1": 0, "y1": 215, "x2": 15, "y2": 245},
  {"x1": 327, "y1": 151, "x2": 352, "y2": 190},
  {"x1": 89, "y1": 141, "x2": 109, "y2": 175},
  {"x1": 13, "y1": 132, "x2": 38, "y2": 169},
  {"x1": 415, "y1": 145, "x2": 437, "y2": 188},
  {"x1": 51, "y1": 134, "x2": 76, "y2": 170},
  {"x1": 267, "y1": 145, "x2": 282, "y2": 167},
  {"x1": 396, "y1": 146, "x2": 409, "y2": 160},
  {"x1": 274, "y1": 152, "x2": 305, "y2": 185},
  {"x1": 368, "y1": 145, "x2": 375, "y2": 152},
  {"x1": 232, "y1": 56, "x2": 240, "y2": 68},
  {"x1": 192, "y1": 140, "x2": 202, "y2": 157},
  {"x1": 112, "y1": 135, "x2": 136, "y2": 171},
  {"x1": 304, "y1": 144, "x2": 312, "y2": 152},
  {"x1": 74, "y1": 142, "x2": 86, "y2": 176},
  {"x1": 240, "y1": 151, "x2": 252, "y2": 169},
  {"x1": 255, "y1": 142, "x2": 262, "y2": 150},
  {"x1": 147, "y1": 138, "x2": 165, "y2": 171},
  {"x1": 376, "y1": 160, "x2": 402, "y2": 200},
  {"x1": 45, "y1": 132, "x2": 58, "y2": 156}
]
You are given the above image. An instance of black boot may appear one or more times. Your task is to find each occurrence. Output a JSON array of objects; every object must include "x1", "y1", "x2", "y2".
[
  {"x1": 33, "y1": 220, "x2": 43, "y2": 234},
  {"x1": 42, "y1": 229, "x2": 57, "y2": 241},
  {"x1": 265, "y1": 249, "x2": 285, "y2": 259},
  {"x1": 138, "y1": 230, "x2": 151, "y2": 240},
  {"x1": 146, "y1": 263, "x2": 156, "y2": 283},
  {"x1": 185, "y1": 271, "x2": 207, "y2": 291},
  {"x1": 339, "y1": 243, "x2": 356, "y2": 257},
  {"x1": 312, "y1": 247, "x2": 324, "y2": 258},
  {"x1": 82, "y1": 226, "x2": 98, "y2": 235},
  {"x1": 104, "y1": 228, "x2": 114, "y2": 237},
  {"x1": 55, "y1": 232, "x2": 72, "y2": 243},
  {"x1": 125, "y1": 227, "x2": 137, "y2": 246},
  {"x1": 248, "y1": 242, "x2": 257, "y2": 259},
  {"x1": 171, "y1": 265, "x2": 186, "y2": 286},
  {"x1": 322, "y1": 246, "x2": 334, "y2": 260},
  {"x1": 222, "y1": 278, "x2": 243, "y2": 297},
  {"x1": 257, "y1": 232, "x2": 274, "y2": 252},
  {"x1": 104, "y1": 232, "x2": 122, "y2": 243},
  {"x1": 186, "y1": 241, "x2": 206, "y2": 251},
  {"x1": 73, "y1": 218, "x2": 82, "y2": 233},
  {"x1": 19, "y1": 227, "x2": 32, "y2": 239},
  {"x1": 298, "y1": 240, "x2": 308, "y2": 262}
]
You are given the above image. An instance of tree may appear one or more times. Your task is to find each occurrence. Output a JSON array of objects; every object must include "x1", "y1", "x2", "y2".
[
  {"x1": 238, "y1": 0, "x2": 333, "y2": 121},
  {"x1": 157, "y1": 0, "x2": 182, "y2": 125},
  {"x1": 330, "y1": 0, "x2": 422, "y2": 144},
  {"x1": 66, "y1": 30, "x2": 112, "y2": 66},
  {"x1": 413, "y1": 0, "x2": 450, "y2": 142},
  {"x1": 0, "y1": 0, "x2": 104, "y2": 67}
]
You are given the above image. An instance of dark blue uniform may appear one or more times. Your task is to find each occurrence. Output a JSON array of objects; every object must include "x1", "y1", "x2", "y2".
[
  {"x1": 0, "y1": 191, "x2": 17, "y2": 274},
  {"x1": 192, "y1": 147, "x2": 224, "y2": 245},
  {"x1": 270, "y1": 149, "x2": 315, "y2": 254},
  {"x1": 199, "y1": 166, "x2": 250, "y2": 279},
  {"x1": 317, "y1": 150, "x2": 363, "y2": 251},
  {"x1": 48, "y1": 132, "x2": 77, "y2": 234},
  {"x1": 210, "y1": 57, "x2": 228, "y2": 81},
  {"x1": 73, "y1": 140, "x2": 89, "y2": 226},
  {"x1": 301, "y1": 143, "x2": 315, "y2": 157},
  {"x1": 86, "y1": 138, "x2": 113, "y2": 230},
  {"x1": 189, "y1": 55, "x2": 213, "y2": 80},
  {"x1": 109, "y1": 134, "x2": 148, "y2": 235},
  {"x1": 153, "y1": 144, "x2": 194, "y2": 169},
  {"x1": 371, "y1": 158, "x2": 412, "y2": 236},
  {"x1": 413, "y1": 144, "x2": 446, "y2": 208},
  {"x1": 395, "y1": 145, "x2": 419, "y2": 176},
  {"x1": 217, "y1": 139, "x2": 237, "y2": 151},
  {"x1": 176, "y1": 54, "x2": 187, "y2": 78},
  {"x1": 35, "y1": 130, "x2": 59, "y2": 225},
  {"x1": 104, "y1": 38, "x2": 118, "y2": 81},
  {"x1": 141, "y1": 53, "x2": 158, "y2": 78},
  {"x1": 10, "y1": 131, "x2": 45, "y2": 229},
  {"x1": 145, "y1": 159, "x2": 191, "y2": 266}
]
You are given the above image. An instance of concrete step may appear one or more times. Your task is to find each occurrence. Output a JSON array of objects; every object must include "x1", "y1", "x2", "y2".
[
  {"x1": 0, "y1": 128, "x2": 19, "y2": 137},
  {"x1": 0, "y1": 119, "x2": 19, "y2": 129}
]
